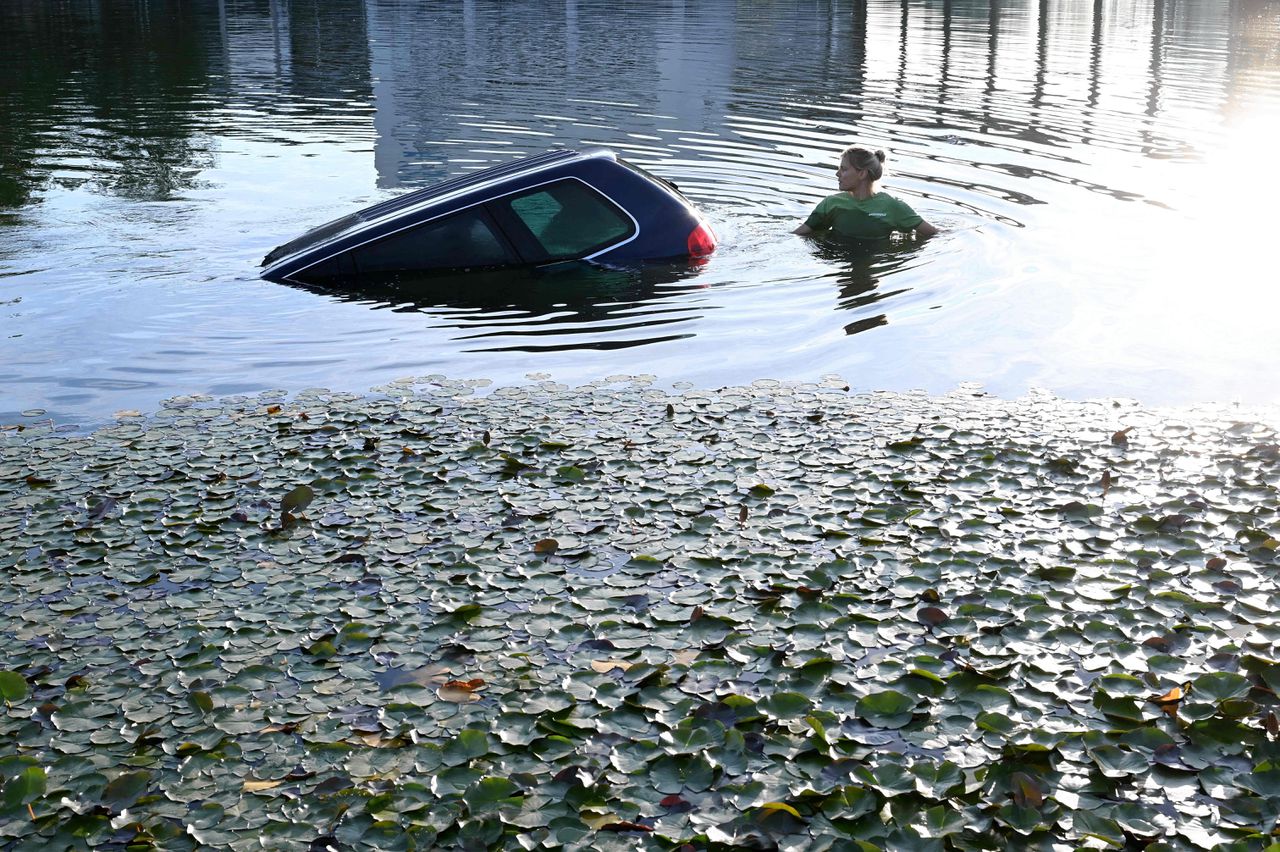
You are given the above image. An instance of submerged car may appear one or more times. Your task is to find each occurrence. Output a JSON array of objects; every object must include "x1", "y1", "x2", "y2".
[{"x1": 260, "y1": 147, "x2": 716, "y2": 284}]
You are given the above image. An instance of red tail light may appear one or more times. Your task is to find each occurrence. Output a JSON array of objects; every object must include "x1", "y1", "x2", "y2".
[{"x1": 687, "y1": 221, "x2": 717, "y2": 258}]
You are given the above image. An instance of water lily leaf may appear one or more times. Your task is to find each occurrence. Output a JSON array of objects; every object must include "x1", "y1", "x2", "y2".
[
  {"x1": 1090, "y1": 746, "x2": 1147, "y2": 778},
  {"x1": 856, "y1": 690, "x2": 916, "y2": 728},
  {"x1": 447, "y1": 603, "x2": 483, "y2": 623},
  {"x1": 0, "y1": 671, "x2": 27, "y2": 704},
  {"x1": 911, "y1": 761, "x2": 963, "y2": 798},
  {"x1": 650, "y1": 754, "x2": 714, "y2": 794},
  {"x1": 306, "y1": 640, "x2": 337, "y2": 659},
  {"x1": 857, "y1": 762, "x2": 915, "y2": 796},
  {"x1": 1192, "y1": 672, "x2": 1249, "y2": 703},
  {"x1": 1099, "y1": 674, "x2": 1146, "y2": 696},
  {"x1": 534, "y1": 538, "x2": 559, "y2": 554},
  {"x1": 281, "y1": 484, "x2": 314, "y2": 515},
  {"x1": 1072, "y1": 808, "x2": 1124, "y2": 843},
  {"x1": 996, "y1": 802, "x2": 1042, "y2": 834},
  {"x1": 1219, "y1": 698, "x2": 1257, "y2": 718},
  {"x1": 917, "y1": 805, "x2": 965, "y2": 838},
  {"x1": 448, "y1": 729, "x2": 491, "y2": 761},
  {"x1": 463, "y1": 777, "x2": 522, "y2": 812},
  {"x1": 530, "y1": 736, "x2": 576, "y2": 761},
  {"x1": 1111, "y1": 803, "x2": 1159, "y2": 835},
  {"x1": 188, "y1": 690, "x2": 214, "y2": 714},
  {"x1": 243, "y1": 779, "x2": 283, "y2": 792},
  {"x1": 663, "y1": 720, "x2": 724, "y2": 753},
  {"x1": 102, "y1": 771, "x2": 150, "y2": 810},
  {"x1": 1093, "y1": 692, "x2": 1143, "y2": 724},
  {"x1": 820, "y1": 785, "x2": 877, "y2": 820},
  {"x1": 3, "y1": 765, "x2": 45, "y2": 807},
  {"x1": 758, "y1": 691, "x2": 812, "y2": 719}
]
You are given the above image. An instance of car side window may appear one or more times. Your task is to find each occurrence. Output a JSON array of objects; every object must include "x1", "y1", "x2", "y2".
[
  {"x1": 505, "y1": 180, "x2": 633, "y2": 260},
  {"x1": 350, "y1": 208, "x2": 512, "y2": 274}
]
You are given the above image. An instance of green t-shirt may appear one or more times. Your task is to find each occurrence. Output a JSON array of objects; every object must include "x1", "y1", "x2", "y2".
[{"x1": 803, "y1": 192, "x2": 924, "y2": 239}]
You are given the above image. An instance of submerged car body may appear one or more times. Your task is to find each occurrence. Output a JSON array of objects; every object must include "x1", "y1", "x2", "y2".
[{"x1": 260, "y1": 147, "x2": 716, "y2": 284}]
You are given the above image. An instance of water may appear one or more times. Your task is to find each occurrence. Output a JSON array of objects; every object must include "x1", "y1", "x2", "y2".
[{"x1": 2, "y1": 0, "x2": 1278, "y2": 427}]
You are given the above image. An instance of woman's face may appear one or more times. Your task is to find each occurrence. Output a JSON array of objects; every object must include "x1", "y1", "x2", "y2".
[{"x1": 837, "y1": 157, "x2": 862, "y2": 191}]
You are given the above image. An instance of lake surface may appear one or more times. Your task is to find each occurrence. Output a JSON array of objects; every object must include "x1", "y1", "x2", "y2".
[{"x1": 2, "y1": 0, "x2": 1278, "y2": 427}]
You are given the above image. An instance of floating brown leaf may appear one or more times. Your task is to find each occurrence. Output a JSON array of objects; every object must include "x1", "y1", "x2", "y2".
[
  {"x1": 533, "y1": 538, "x2": 559, "y2": 554},
  {"x1": 1111, "y1": 427, "x2": 1133, "y2": 446},
  {"x1": 756, "y1": 802, "x2": 803, "y2": 818},
  {"x1": 671, "y1": 650, "x2": 699, "y2": 666},
  {"x1": 438, "y1": 678, "x2": 485, "y2": 702},
  {"x1": 590, "y1": 660, "x2": 633, "y2": 674},
  {"x1": 599, "y1": 821, "x2": 653, "y2": 833},
  {"x1": 1011, "y1": 772, "x2": 1043, "y2": 807},
  {"x1": 1150, "y1": 681, "x2": 1192, "y2": 717},
  {"x1": 917, "y1": 606, "x2": 948, "y2": 627}
]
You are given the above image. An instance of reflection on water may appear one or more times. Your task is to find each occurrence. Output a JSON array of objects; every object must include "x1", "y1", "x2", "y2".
[
  {"x1": 1, "y1": 0, "x2": 1278, "y2": 425},
  {"x1": 288, "y1": 261, "x2": 712, "y2": 353},
  {"x1": 809, "y1": 239, "x2": 925, "y2": 336}
]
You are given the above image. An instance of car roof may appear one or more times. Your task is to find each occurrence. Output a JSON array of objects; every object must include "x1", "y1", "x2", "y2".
[{"x1": 263, "y1": 147, "x2": 619, "y2": 268}]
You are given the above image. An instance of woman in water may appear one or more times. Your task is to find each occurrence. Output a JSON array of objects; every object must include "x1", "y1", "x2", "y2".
[{"x1": 794, "y1": 145, "x2": 937, "y2": 240}]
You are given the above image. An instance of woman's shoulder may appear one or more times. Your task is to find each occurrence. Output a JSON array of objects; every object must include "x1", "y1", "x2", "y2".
[{"x1": 818, "y1": 191, "x2": 855, "y2": 206}]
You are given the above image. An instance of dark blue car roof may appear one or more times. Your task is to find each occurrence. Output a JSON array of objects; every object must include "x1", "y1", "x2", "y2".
[{"x1": 263, "y1": 148, "x2": 592, "y2": 268}]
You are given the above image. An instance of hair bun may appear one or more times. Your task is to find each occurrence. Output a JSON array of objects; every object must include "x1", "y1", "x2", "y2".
[{"x1": 874, "y1": 149, "x2": 886, "y2": 163}]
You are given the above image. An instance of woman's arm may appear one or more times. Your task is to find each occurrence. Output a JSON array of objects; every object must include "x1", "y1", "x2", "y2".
[
  {"x1": 914, "y1": 220, "x2": 938, "y2": 239},
  {"x1": 793, "y1": 223, "x2": 814, "y2": 236}
]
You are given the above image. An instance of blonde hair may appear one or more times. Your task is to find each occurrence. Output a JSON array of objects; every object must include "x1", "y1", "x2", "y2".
[{"x1": 841, "y1": 145, "x2": 886, "y2": 182}]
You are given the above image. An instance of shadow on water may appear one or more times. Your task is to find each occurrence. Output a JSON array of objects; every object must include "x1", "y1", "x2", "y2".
[
  {"x1": 284, "y1": 260, "x2": 713, "y2": 353},
  {"x1": 805, "y1": 237, "x2": 927, "y2": 337}
]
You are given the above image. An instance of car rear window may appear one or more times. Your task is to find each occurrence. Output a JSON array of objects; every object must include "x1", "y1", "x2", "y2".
[
  {"x1": 505, "y1": 180, "x2": 633, "y2": 260},
  {"x1": 349, "y1": 208, "x2": 513, "y2": 274}
]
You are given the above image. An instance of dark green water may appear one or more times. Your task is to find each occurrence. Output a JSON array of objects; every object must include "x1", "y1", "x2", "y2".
[{"x1": 2, "y1": 0, "x2": 1278, "y2": 426}]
